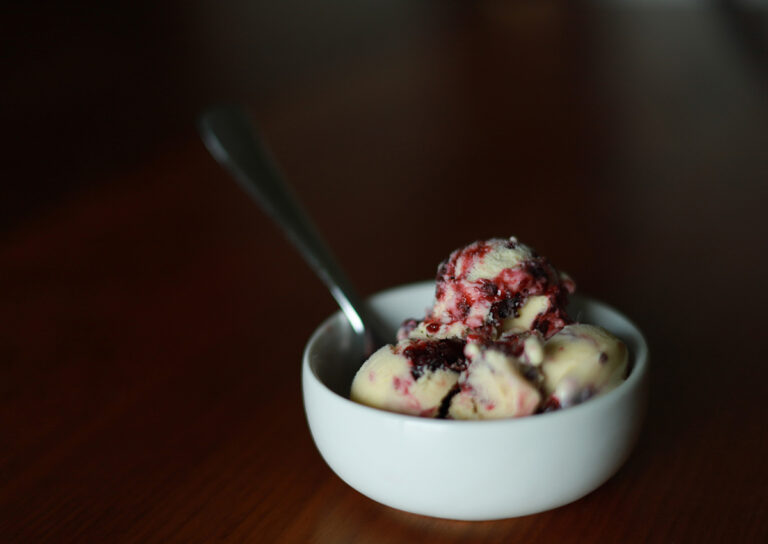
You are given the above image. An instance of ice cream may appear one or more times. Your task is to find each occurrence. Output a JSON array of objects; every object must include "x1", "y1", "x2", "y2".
[
  {"x1": 541, "y1": 323, "x2": 628, "y2": 409},
  {"x1": 350, "y1": 338, "x2": 465, "y2": 417},
  {"x1": 399, "y1": 237, "x2": 574, "y2": 341},
  {"x1": 350, "y1": 236, "x2": 629, "y2": 419},
  {"x1": 448, "y1": 339, "x2": 542, "y2": 419}
]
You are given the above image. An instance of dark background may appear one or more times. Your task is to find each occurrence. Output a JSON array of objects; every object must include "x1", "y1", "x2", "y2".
[{"x1": 2, "y1": 1, "x2": 767, "y2": 541}]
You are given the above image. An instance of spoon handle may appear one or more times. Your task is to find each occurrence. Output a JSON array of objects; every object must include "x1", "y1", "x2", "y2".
[{"x1": 198, "y1": 105, "x2": 388, "y2": 353}]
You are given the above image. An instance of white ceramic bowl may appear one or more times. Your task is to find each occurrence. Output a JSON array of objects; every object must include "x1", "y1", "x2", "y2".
[{"x1": 302, "y1": 281, "x2": 649, "y2": 520}]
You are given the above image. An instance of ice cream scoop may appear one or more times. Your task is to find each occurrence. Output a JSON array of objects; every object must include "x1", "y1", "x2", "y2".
[
  {"x1": 351, "y1": 338, "x2": 465, "y2": 417},
  {"x1": 350, "y1": 236, "x2": 629, "y2": 419},
  {"x1": 406, "y1": 237, "x2": 574, "y2": 341},
  {"x1": 541, "y1": 323, "x2": 629, "y2": 408},
  {"x1": 448, "y1": 340, "x2": 542, "y2": 419}
]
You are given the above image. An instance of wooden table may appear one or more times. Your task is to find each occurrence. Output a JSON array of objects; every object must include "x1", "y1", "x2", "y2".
[{"x1": 3, "y1": 2, "x2": 766, "y2": 541}]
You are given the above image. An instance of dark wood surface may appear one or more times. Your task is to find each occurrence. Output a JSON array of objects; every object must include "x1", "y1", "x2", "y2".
[{"x1": 2, "y1": 2, "x2": 767, "y2": 542}]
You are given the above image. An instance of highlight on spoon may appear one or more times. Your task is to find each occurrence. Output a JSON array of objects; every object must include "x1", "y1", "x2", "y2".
[{"x1": 197, "y1": 104, "x2": 390, "y2": 354}]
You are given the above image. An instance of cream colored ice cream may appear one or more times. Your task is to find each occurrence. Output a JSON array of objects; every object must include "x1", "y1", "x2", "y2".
[
  {"x1": 541, "y1": 324, "x2": 628, "y2": 408},
  {"x1": 448, "y1": 342, "x2": 542, "y2": 420},
  {"x1": 502, "y1": 295, "x2": 550, "y2": 334},
  {"x1": 350, "y1": 236, "x2": 629, "y2": 420},
  {"x1": 409, "y1": 237, "x2": 574, "y2": 341},
  {"x1": 428, "y1": 239, "x2": 535, "y2": 332},
  {"x1": 350, "y1": 339, "x2": 464, "y2": 417}
]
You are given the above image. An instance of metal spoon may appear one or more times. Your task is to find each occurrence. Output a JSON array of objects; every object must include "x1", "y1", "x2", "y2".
[{"x1": 197, "y1": 104, "x2": 390, "y2": 356}]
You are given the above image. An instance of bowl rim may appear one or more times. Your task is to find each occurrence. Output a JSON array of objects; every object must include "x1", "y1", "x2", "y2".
[{"x1": 303, "y1": 280, "x2": 649, "y2": 428}]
